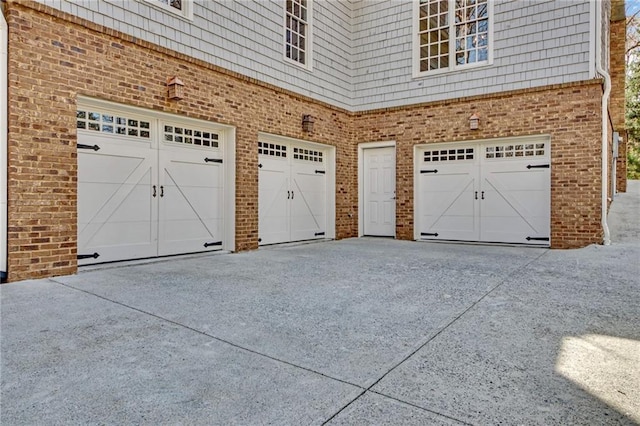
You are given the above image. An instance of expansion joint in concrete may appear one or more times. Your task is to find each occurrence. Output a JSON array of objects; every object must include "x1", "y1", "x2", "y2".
[
  {"x1": 48, "y1": 278, "x2": 364, "y2": 391},
  {"x1": 322, "y1": 248, "x2": 550, "y2": 425}
]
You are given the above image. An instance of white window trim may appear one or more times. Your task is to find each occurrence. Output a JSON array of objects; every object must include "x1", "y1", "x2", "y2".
[
  {"x1": 412, "y1": 0, "x2": 494, "y2": 78},
  {"x1": 142, "y1": 0, "x2": 194, "y2": 20},
  {"x1": 283, "y1": 0, "x2": 313, "y2": 71}
]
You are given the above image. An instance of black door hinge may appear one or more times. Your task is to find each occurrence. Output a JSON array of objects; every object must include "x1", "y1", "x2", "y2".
[
  {"x1": 78, "y1": 252, "x2": 100, "y2": 260},
  {"x1": 204, "y1": 241, "x2": 223, "y2": 248},
  {"x1": 204, "y1": 158, "x2": 223, "y2": 163},
  {"x1": 315, "y1": 232, "x2": 325, "y2": 236},
  {"x1": 421, "y1": 232, "x2": 439, "y2": 237},
  {"x1": 77, "y1": 144, "x2": 100, "y2": 151},
  {"x1": 420, "y1": 169, "x2": 438, "y2": 174},
  {"x1": 526, "y1": 164, "x2": 549, "y2": 169},
  {"x1": 315, "y1": 170, "x2": 325, "y2": 174},
  {"x1": 526, "y1": 237, "x2": 550, "y2": 241}
]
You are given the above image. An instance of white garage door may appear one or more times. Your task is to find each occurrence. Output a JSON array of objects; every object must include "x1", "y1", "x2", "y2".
[
  {"x1": 258, "y1": 138, "x2": 331, "y2": 245},
  {"x1": 77, "y1": 101, "x2": 232, "y2": 265},
  {"x1": 416, "y1": 137, "x2": 550, "y2": 245}
]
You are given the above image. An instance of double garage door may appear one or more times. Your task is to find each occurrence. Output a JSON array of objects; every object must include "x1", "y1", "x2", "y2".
[
  {"x1": 258, "y1": 137, "x2": 332, "y2": 245},
  {"x1": 77, "y1": 100, "x2": 232, "y2": 265},
  {"x1": 416, "y1": 137, "x2": 551, "y2": 246}
]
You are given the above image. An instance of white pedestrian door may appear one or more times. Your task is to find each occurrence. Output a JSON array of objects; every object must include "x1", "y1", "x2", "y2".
[
  {"x1": 363, "y1": 147, "x2": 396, "y2": 236},
  {"x1": 417, "y1": 139, "x2": 550, "y2": 245},
  {"x1": 77, "y1": 106, "x2": 227, "y2": 265},
  {"x1": 259, "y1": 140, "x2": 327, "y2": 245}
]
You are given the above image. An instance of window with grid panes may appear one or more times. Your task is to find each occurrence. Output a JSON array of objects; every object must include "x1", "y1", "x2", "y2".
[
  {"x1": 285, "y1": 0, "x2": 310, "y2": 66},
  {"x1": 417, "y1": 0, "x2": 490, "y2": 74}
]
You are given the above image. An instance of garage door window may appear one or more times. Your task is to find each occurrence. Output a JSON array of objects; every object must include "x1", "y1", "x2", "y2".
[
  {"x1": 258, "y1": 141, "x2": 287, "y2": 157},
  {"x1": 485, "y1": 143, "x2": 546, "y2": 159},
  {"x1": 77, "y1": 110, "x2": 151, "y2": 138},
  {"x1": 293, "y1": 147, "x2": 323, "y2": 162},
  {"x1": 423, "y1": 147, "x2": 474, "y2": 162},
  {"x1": 164, "y1": 124, "x2": 219, "y2": 148}
]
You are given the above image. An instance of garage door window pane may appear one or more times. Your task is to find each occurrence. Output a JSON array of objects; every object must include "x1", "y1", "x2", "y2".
[
  {"x1": 258, "y1": 141, "x2": 287, "y2": 157},
  {"x1": 424, "y1": 147, "x2": 474, "y2": 162},
  {"x1": 486, "y1": 143, "x2": 546, "y2": 159},
  {"x1": 77, "y1": 109, "x2": 150, "y2": 139},
  {"x1": 164, "y1": 124, "x2": 219, "y2": 148},
  {"x1": 293, "y1": 147, "x2": 322, "y2": 162}
]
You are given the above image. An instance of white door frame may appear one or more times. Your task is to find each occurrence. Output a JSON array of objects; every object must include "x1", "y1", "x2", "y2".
[
  {"x1": 413, "y1": 135, "x2": 551, "y2": 244},
  {"x1": 77, "y1": 96, "x2": 236, "y2": 255},
  {"x1": 358, "y1": 141, "x2": 396, "y2": 237},
  {"x1": 257, "y1": 132, "x2": 336, "y2": 242}
]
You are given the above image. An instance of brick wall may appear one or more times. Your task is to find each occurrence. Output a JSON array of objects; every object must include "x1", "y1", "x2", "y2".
[
  {"x1": 4, "y1": 1, "x2": 609, "y2": 281},
  {"x1": 352, "y1": 83, "x2": 605, "y2": 249},
  {"x1": 5, "y1": 1, "x2": 355, "y2": 281}
]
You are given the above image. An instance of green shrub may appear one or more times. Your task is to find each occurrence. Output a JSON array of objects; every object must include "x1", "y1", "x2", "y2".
[{"x1": 628, "y1": 141, "x2": 640, "y2": 179}]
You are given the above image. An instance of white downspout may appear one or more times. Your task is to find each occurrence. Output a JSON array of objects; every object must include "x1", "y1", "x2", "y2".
[
  {"x1": 1, "y1": 6, "x2": 8, "y2": 279},
  {"x1": 595, "y1": 1, "x2": 611, "y2": 246}
]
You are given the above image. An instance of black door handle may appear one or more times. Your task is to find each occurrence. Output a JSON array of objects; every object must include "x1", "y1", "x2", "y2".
[
  {"x1": 475, "y1": 191, "x2": 478, "y2": 200},
  {"x1": 481, "y1": 191, "x2": 485, "y2": 200},
  {"x1": 153, "y1": 185, "x2": 157, "y2": 198},
  {"x1": 160, "y1": 186, "x2": 164, "y2": 197}
]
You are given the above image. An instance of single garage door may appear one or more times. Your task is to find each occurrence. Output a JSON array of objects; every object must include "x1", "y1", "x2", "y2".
[
  {"x1": 76, "y1": 100, "x2": 233, "y2": 265},
  {"x1": 258, "y1": 136, "x2": 333, "y2": 245},
  {"x1": 416, "y1": 137, "x2": 550, "y2": 245}
]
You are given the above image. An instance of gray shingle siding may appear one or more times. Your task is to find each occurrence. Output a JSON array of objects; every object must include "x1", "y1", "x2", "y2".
[
  {"x1": 35, "y1": 0, "x2": 599, "y2": 111},
  {"x1": 350, "y1": 0, "x2": 594, "y2": 110}
]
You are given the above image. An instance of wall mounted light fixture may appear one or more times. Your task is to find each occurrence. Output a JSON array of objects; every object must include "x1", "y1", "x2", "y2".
[
  {"x1": 469, "y1": 113, "x2": 480, "y2": 130},
  {"x1": 167, "y1": 76, "x2": 185, "y2": 101},
  {"x1": 302, "y1": 114, "x2": 315, "y2": 132}
]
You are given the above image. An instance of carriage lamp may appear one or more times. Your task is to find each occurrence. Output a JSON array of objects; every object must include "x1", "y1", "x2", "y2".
[
  {"x1": 302, "y1": 114, "x2": 315, "y2": 132},
  {"x1": 469, "y1": 112, "x2": 480, "y2": 130},
  {"x1": 469, "y1": 113, "x2": 480, "y2": 130},
  {"x1": 167, "y1": 76, "x2": 185, "y2": 100}
]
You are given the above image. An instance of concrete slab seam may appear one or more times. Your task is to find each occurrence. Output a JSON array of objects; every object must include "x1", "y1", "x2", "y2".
[
  {"x1": 48, "y1": 278, "x2": 367, "y2": 391},
  {"x1": 321, "y1": 386, "x2": 472, "y2": 425},
  {"x1": 321, "y1": 248, "x2": 551, "y2": 425},
  {"x1": 367, "y1": 390, "x2": 473, "y2": 425},
  {"x1": 320, "y1": 388, "x2": 369, "y2": 425}
]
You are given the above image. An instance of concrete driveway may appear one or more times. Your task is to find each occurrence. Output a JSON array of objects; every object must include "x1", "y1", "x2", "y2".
[{"x1": 2, "y1": 182, "x2": 639, "y2": 425}]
